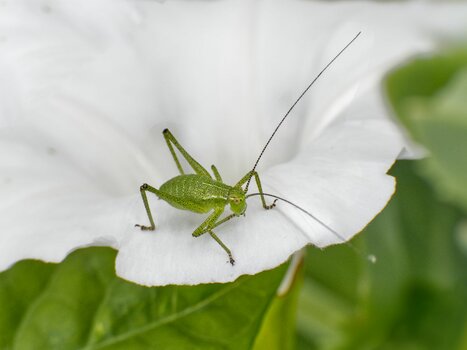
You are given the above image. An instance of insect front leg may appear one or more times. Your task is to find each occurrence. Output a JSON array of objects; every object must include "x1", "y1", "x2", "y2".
[
  {"x1": 192, "y1": 208, "x2": 236, "y2": 265},
  {"x1": 163, "y1": 129, "x2": 211, "y2": 177},
  {"x1": 236, "y1": 171, "x2": 277, "y2": 209},
  {"x1": 135, "y1": 183, "x2": 160, "y2": 231}
]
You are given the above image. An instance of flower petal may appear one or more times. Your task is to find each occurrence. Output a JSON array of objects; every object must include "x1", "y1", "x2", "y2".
[{"x1": 264, "y1": 118, "x2": 401, "y2": 248}]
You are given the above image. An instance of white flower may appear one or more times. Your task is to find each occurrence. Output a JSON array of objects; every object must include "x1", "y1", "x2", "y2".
[{"x1": 0, "y1": 0, "x2": 466, "y2": 286}]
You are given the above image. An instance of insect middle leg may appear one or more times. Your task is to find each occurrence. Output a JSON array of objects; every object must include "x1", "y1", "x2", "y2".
[
  {"x1": 235, "y1": 171, "x2": 277, "y2": 209},
  {"x1": 211, "y1": 165, "x2": 222, "y2": 182}
]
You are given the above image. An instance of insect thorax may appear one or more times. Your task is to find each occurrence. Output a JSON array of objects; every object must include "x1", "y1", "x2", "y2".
[{"x1": 159, "y1": 174, "x2": 232, "y2": 213}]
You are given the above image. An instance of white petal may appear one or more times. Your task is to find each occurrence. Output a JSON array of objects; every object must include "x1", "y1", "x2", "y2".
[
  {"x1": 264, "y1": 117, "x2": 402, "y2": 248},
  {"x1": 0, "y1": 124, "x2": 140, "y2": 269}
]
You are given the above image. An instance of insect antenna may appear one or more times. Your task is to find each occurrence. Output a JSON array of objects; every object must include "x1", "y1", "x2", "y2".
[
  {"x1": 246, "y1": 192, "x2": 377, "y2": 263},
  {"x1": 244, "y1": 31, "x2": 362, "y2": 193}
]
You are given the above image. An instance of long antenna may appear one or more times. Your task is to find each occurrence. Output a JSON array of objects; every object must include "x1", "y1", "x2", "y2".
[
  {"x1": 244, "y1": 31, "x2": 362, "y2": 192},
  {"x1": 246, "y1": 193, "x2": 346, "y2": 242},
  {"x1": 246, "y1": 192, "x2": 376, "y2": 263}
]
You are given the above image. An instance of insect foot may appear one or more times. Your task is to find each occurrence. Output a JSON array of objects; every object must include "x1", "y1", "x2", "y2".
[
  {"x1": 134, "y1": 224, "x2": 155, "y2": 231},
  {"x1": 265, "y1": 199, "x2": 278, "y2": 210},
  {"x1": 229, "y1": 255, "x2": 235, "y2": 266}
]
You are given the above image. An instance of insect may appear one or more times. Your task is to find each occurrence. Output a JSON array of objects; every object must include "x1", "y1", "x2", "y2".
[{"x1": 136, "y1": 32, "x2": 361, "y2": 265}]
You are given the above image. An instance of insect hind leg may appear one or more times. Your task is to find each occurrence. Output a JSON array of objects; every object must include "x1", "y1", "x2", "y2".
[
  {"x1": 163, "y1": 129, "x2": 211, "y2": 177},
  {"x1": 135, "y1": 183, "x2": 160, "y2": 231}
]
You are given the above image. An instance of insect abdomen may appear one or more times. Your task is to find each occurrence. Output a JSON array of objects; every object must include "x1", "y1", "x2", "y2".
[{"x1": 159, "y1": 175, "x2": 231, "y2": 213}]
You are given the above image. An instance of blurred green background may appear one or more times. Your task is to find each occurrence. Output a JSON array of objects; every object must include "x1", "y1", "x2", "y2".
[
  {"x1": 1, "y1": 46, "x2": 466, "y2": 350},
  {"x1": 295, "y1": 46, "x2": 467, "y2": 350}
]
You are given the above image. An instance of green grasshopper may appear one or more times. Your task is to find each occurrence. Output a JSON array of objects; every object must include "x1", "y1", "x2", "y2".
[{"x1": 136, "y1": 32, "x2": 361, "y2": 265}]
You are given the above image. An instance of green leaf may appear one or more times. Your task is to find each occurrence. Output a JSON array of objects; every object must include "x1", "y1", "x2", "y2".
[
  {"x1": 296, "y1": 161, "x2": 467, "y2": 350},
  {"x1": 0, "y1": 247, "x2": 287, "y2": 350},
  {"x1": 349, "y1": 161, "x2": 467, "y2": 350},
  {"x1": 253, "y1": 256, "x2": 304, "y2": 350},
  {"x1": 385, "y1": 47, "x2": 467, "y2": 211},
  {"x1": 0, "y1": 260, "x2": 56, "y2": 348},
  {"x1": 296, "y1": 243, "x2": 362, "y2": 350}
]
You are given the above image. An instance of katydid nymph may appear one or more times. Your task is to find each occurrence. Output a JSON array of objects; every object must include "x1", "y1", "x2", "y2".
[{"x1": 136, "y1": 32, "x2": 361, "y2": 265}]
